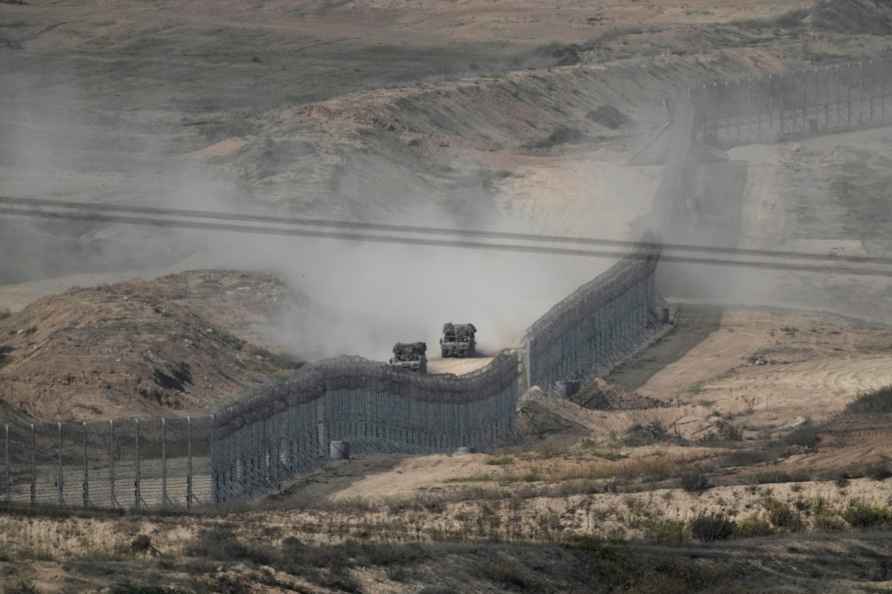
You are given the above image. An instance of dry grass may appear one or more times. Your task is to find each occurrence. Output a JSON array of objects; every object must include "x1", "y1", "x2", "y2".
[{"x1": 447, "y1": 452, "x2": 711, "y2": 485}]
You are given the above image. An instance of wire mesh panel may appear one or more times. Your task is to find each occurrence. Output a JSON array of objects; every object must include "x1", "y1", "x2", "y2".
[
  {"x1": 137, "y1": 417, "x2": 169, "y2": 510},
  {"x1": 31, "y1": 423, "x2": 63, "y2": 507},
  {"x1": 523, "y1": 243, "x2": 661, "y2": 390},
  {"x1": 2, "y1": 423, "x2": 35, "y2": 505},
  {"x1": 701, "y1": 57, "x2": 892, "y2": 148}
]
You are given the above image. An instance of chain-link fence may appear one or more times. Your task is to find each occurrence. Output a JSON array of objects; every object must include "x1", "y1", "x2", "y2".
[
  {"x1": 1, "y1": 239, "x2": 664, "y2": 510},
  {"x1": 1, "y1": 417, "x2": 212, "y2": 511},
  {"x1": 522, "y1": 239, "x2": 661, "y2": 390},
  {"x1": 210, "y1": 353, "x2": 522, "y2": 503},
  {"x1": 13, "y1": 58, "x2": 887, "y2": 513},
  {"x1": 694, "y1": 55, "x2": 892, "y2": 148}
]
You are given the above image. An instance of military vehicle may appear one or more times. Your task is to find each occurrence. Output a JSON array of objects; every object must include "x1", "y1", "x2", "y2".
[
  {"x1": 440, "y1": 323, "x2": 477, "y2": 358},
  {"x1": 388, "y1": 342, "x2": 427, "y2": 373}
]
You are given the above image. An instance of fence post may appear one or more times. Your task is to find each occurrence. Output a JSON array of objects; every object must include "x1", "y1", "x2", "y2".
[
  {"x1": 4, "y1": 424, "x2": 9, "y2": 505},
  {"x1": 109, "y1": 420, "x2": 116, "y2": 508},
  {"x1": 161, "y1": 417, "x2": 168, "y2": 509},
  {"x1": 134, "y1": 418, "x2": 141, "y2": 512},
  {"x1": 262, "y1": 417, "x2": 269, "y2": 487},
  {"x1": 186, "y1": 416, "x2": 193, "y2": 511},
  {"x1": 209, "y1": 414, "x2": 217, "y2": 506},
  {"x1": 57, "y1": 422, "x2": 63, "y2": 507},
  {"x1": 29, "y1": 424, "x2": 35, "y2": 507},
  {"x1": 82, "y1": 421, "x2": 88, "y2": 508},
  {"x1": 316, "y1": 400, "x2": 326, "y2": 458}
]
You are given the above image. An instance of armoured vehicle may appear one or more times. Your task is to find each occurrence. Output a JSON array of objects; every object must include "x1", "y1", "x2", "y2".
[
  {"x1": 388, "y1": 342, "x2": 427, "y2": 373},
  {"x1": 440, "y1": 323, "x2": 477, "y2": 358}
]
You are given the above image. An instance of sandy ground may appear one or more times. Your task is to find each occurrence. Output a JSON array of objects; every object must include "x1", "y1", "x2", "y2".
[
  {"x1": 426, "y1": 356, "x2": 495, "y2": 376},
  {"x1": 706, "y1": 125, "x2": 892, "y2": 324},
  {"x1": 253, "y1": 304, "x2": 892, "y2": 505}
]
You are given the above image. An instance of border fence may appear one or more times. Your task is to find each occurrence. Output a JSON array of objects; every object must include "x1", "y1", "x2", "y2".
[
  {"x1": 10, "y1": 53, "x2": 886, "y2": 511},
  {"x1": 0, "y1": 240, "x2": 663, "y2": 510},
  {"x1": 692, "y1": 55, "x2": 892, "y2": 148}
]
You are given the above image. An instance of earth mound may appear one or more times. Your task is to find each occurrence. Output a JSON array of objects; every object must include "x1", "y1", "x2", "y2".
[
  {"x1": 812, "y1": 0, "x2": 892, "y2": 34},
  {"x1": 0, "y1": 271, "x2": 303, "y2": 422},
  {"x1": 570, "y1": 377, "x2": 670, "y2": 411}
]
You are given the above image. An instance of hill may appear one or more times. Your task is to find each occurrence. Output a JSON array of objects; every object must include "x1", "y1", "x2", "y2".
[{"x1": 0, "y1": 270, "x2": 303, "y2": 422}]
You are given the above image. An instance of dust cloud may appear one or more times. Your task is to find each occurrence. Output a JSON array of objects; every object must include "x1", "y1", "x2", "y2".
[{"x1": 0, "y1": 76, "x2": 644, "y2": 362}]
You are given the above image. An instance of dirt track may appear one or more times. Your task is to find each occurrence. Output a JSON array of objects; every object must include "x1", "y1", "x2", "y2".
[{"x1": 426, "y1": 356, "x2": 495, "y2": 376}]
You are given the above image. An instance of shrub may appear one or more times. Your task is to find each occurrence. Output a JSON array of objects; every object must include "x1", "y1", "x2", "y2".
[
  {"x1": 865, "y1": 463, "x2": 892, "y2": 481},
  {"x1": 761, "y1": 498, "x2": 801, "y2": 530},
  {"x1": 784, "y1": 421, "x2": 819, "y2": 450},
  {"x1": 734, "y1": 515, "x2": 774, "y2": 538},
  {"x1": 0, "y1": 307, "x2": 10, "y2": 321},
  {"x1": 622, "y1": 421, "x2": 670, "y2": 446},
  {"x1": 842, "y1": 501, "x2": 892, "y2": 528},
  {"x1": 690, "y1": 513, "x2": 736, "y2": 542},
  {"x1": 186, "y1": 526, "x2": 273, "y2": 565},
  {"x1": 486, "y1": 456, "x2": 515, "y2": 466},
  {"x1": 701, "y1": 421, "x2": 743, "y2": 443},
  {"x1": 720, "y1": 449, "x2": 774, "y2": 468},
  {"x1": 643, "y1": 518, "x2": 690, "y2": 544},
  {"x1": 846, "y1": 386, "x2": 892, "y2": 415},
  {"x1": 749, "y1": 470, "x2": 794, "y2": 485},
  {"x1": 7, "y1": 580, "x2": 39, "y2": 594},
  {"x1": 475, "y1": 557, "x2": 545, "y2": 591},
  {"x1": 680, "y1": 471, "x2": 712, "y2": 493},
  {"x1": 355, "y1": 543, "x2": 432, "y2": 567},
  {"x1": 814, "y1": 512, "x2": 847, "y2": 531}
]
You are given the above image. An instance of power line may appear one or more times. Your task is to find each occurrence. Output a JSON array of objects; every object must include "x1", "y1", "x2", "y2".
[
  {"x1": 4, "y1": 205, "x2": 892, "y2": 279},
  {"x1": 3, "y1": 195, "x2": 892, "y2": 267}
]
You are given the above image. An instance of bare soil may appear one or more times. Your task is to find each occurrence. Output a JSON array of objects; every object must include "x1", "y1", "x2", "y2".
[{"x1": 0, "y1": 270, "x2": 304, "y2": 421}]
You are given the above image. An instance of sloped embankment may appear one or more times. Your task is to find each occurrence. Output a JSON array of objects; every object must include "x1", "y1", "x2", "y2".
[
  {"x1": 0, "y1": 271, "x2": 303, "y2": 422},
  {"x1": 812, "y1": 0, "x2": 892, "y2": 34},
  {"x1": 223, "y1": 52, "x2": 792, "y2": 221}
]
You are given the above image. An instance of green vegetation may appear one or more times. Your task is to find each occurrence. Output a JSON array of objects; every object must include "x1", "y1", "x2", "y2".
[
  {"x1": 6, "y1": 580, "x2": 39, "y2": 594},
  {"x1": 734, "y1": 515, "x2": 775, "y2": 538},
  {"x1": 622, "y1": 421, "x2": 671, "y2": 446},
  {"x1": 846, "y1": 386, "x2": 892, "y2": 414},
  {"x1": 680, "y1": 471, "x2": 712, "y2": 493},
  {"x1": 642, "y1": 518, "x2": 690, "y2": 544},
  {"x1": 865, "y1": 462, "x2": 892, "y2": 481},
  {"x1": 841, "y1": 501, "x2": 892, "y2": 528},
  {"x1": 761, "y1": 498, "x2": 801, "y2": 531},
  {"x1": 748, "y1": 470, "x2": 796, "y2": 485},
  {"x1": 690, "y1": 513, "x2": 736, "y2": 542},
  {"x1": 784, "y1": 420, "x2": 819, "y2": 450}
]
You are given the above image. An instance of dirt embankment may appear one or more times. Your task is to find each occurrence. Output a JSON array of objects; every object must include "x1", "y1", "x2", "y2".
[
  {"x1": 812, "y1": 0, "x2": 892, "y2": 34},
  {"x1": 0, "y1": 270, "x2": 304, "y2": 422}
]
